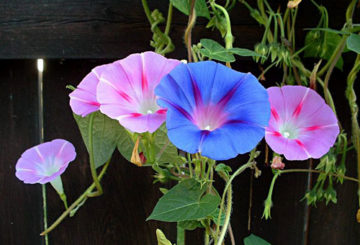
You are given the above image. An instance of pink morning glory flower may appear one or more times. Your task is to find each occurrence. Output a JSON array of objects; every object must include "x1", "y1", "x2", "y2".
[
  {"x1": 69, "y1": 64, "x2": 109, "y2": 117},
  {"x1": 15, "y1": 139, "x2": 76, "y2": 187},
  {"x1": 96, "y1": 51, "x2": 180, "y2": 133},
  {"x1": 265, "y1": 86, "x2": 339, "y2": 160}
]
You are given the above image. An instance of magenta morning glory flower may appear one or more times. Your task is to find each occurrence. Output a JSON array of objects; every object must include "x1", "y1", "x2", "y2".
[
  {"x1": 96, "y1": 51, "x2": 180, "y2": 133},
  {"x1": 15, "y1": 139, "x2": 76, "y2": 185},
  {"x1": 155, "y1": 61, "x2": 270, "y2": 160},
  {"x1": 265, "y1": 86, "x2": 339, "y2": 160},
  {"x1": 69, "y1": 64, "x2": 109, "y2": 117}
]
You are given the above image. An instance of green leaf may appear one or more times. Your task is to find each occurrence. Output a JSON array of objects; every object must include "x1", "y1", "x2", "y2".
[
  {"x1": 244, "y1": 234, "x2": 271, "y2": 245},
  {"x1": 229, "y1": 48, "x2": 264, "y2": 57},
  {"x1": 215, "y1": 163, "x2": 232, "y2": 177},
  {"x1": 147, "y1": 179, "x2": 220, "y2": 222},
  {"x1": 347, "y1": 34, "x2": 360, "y2": 54},
  {"x1": 154, "y1": 124, "x2": 180, "y2": 164},
  {"x1": 304, "y1": 31, "x2": 343, "y2": 70},
  {"x1": 200, "y1": 39, "x2": 235, "y2": 62},
  {"x1": 178, "y1": 220, "x2": 203, "y2": 231},
  {"x1": 74, "y1": 111, "x2": 123, "y2": 168},
  {"x1": 116, "y1": 127, "x2": 135, "y2": 162},
  {"x1": 170, "y1": 0, "x2": 210, "y2": 19},
  {"x1": 156, "y1": 229, "x2": 173, "y2": 245}
]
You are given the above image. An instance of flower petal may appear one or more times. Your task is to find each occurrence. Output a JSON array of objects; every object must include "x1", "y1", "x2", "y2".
[
  {"x1": 97, "y1": 52, "x2": 180, "y2": 133},
  {"x1": 69, "y1": 64, "x2": 108, "y2": 117},
  {"x1": 15, "y1": 139, "x2": 76, "y2": 184},
  {"x1": 201, "y1": 122, "x2": 265, "y2": 160}
]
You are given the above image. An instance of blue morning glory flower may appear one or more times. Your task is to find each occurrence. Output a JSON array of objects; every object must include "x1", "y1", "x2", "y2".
[{"x1": 155, "y1": 61, "x2": 270, "y2": 160}]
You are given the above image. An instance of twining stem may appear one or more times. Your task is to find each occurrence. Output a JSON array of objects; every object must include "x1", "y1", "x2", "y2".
[
  {"x1": 216, "y1": 183, "x2": 233, "y2": 245},
  {"x1": 184, "y1": 0, "x2": 196, "y2": 62},
  {"x1": 215, "y1": 160, "x2": 256, "y2": 244},
  {"x1": 323, "y1": 36, "x2": 347, "y2": 106},
  {"x1": 346, "y1": 54, "x2": 360, "y2": 206},
  {"x1": 165, "y1": 2, "x2": 173, "y2": 36},
  {"x1": 141, "y1": 0, "x2": 173, "y2": 55},
  {"x1": 40, "y1": 159, "x2": 111, "y2": 235},
  {"x1": 87, "y1": 113, "x2": 103, "y2": 197}
]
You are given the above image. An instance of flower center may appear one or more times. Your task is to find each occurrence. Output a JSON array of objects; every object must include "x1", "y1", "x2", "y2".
[
  {"x1": 192, "y1": 104, "x2": 228, "y2": 131},
  {"x1": 279, "y1": 123, "x2": 298, "y2": 139},
  {"x1": 139, "y1": 98, "x2": 159, "y2": 115},
  {"x1": 36, "y1": 156, "x2": 62, "y2": 177}
]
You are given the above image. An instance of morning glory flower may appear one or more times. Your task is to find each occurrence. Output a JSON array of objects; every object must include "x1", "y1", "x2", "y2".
[
  {"x1": 97, "y1": 51, "x2": 180, "y2": 133},
  {"x1": 15, "y1": 139, "x2": 76, "y2": 195},
  {"x1": 265, "y1": 85, "x2": 339, "y2": 160},
  {"x1": 69, "y1": 64, "x2": 109, "y2": 117},
  {"x1": 155, "y1": 61, "x2": 270, "y2": 160}
]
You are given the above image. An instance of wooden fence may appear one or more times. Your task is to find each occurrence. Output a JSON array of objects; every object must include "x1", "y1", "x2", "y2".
[{"x1": 0, "y1": 0, "x2": 359, "y2": 244}]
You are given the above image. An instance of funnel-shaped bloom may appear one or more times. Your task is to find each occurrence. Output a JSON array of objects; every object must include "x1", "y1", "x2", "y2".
[
  {"x1": 97, "y1": 52, "x2": 181, "y2": 133},
  {"x1": 15, "y1": 139, "x2": 76, "y2": 184},
  {"x1": 265, "y1": 86, "x2": 339, "y2": 160},
  {"x1": 155, "y1": 61, "x2": 270, "y2": 160},
  {"x1": 69, "y1": 64, "x2": 109, "y2": 117}
]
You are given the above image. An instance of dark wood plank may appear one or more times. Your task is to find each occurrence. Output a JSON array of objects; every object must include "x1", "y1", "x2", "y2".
[
  {"x1": 0, "y1": 60, "x2": 43, "y2": 244},
  {"x1": 0, "y1": 0, "x2": 352, "y2": 59}
]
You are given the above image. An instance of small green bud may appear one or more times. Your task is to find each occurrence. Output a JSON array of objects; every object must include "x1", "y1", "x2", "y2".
[{"x1": 262, "y1": 198, "x2": 273, "y2": 220}]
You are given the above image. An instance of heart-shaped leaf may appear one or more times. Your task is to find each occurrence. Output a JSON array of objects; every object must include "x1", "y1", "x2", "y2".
[
  {"x1": 74, "y1": 111, "x2": 124, "y2": 168},
  {"x1": 200, "y1": 39, "x2": 235, "y2": 62},
  {"x1": 147, "y1": 179, "x2": 220, "y2": 222}
]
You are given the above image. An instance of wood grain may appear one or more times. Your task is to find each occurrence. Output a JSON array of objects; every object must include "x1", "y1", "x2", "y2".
[{"x1": 0, "y1": 60, "x2": 43, "y2": 244}]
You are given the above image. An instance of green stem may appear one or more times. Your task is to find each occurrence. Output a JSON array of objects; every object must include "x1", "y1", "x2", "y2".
[
  {"x1": 346, "y1": 54, "x2": 360, "y2": 206},
  {"x1": 258, "y1": 62, "x2": 277, "y2": 80},
  {"x1": 279, "y1": 169, "x2": 359, "y2": 183},
  {"x1": 141, "y1": 0, "x2": 174, "y2": 55},
  {"x1": 87, "y1": 113, "x2": 103, "y2": 197},
  {"x1": 212, "y1": 2, "x2": 234, "y2": 49},
  {"x1": 40, "y1": 159, "x2": 111, "y2": 235},
  {"x1": 323, "y1": 36, "x2": 347, "y2": 109},
  {"x1": 177, "y1": 223, "x2": 185, "y2": 245},
  {"x1": 42, "y1": 184, "x2": 49, "y2": 245},
  {"x1": 184, "y1": 0, "x2": 196, "y2": 62},
  {"x1": 215, "y1": 156, "x2": 256, "y2": 243},
  {"x1": 262, "y1": 171, "x2": 280, "y2": 219},
  {"x1": 216, "y1": 184, "x2": 233, "y2": 245},
  {"x1": 165, "y1": 2, "x2": 173, "y2": 35}
]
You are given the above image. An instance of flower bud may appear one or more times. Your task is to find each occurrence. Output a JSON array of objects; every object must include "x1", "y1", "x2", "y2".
[{"x1": 271, "y1": 156, "x2": 285, "y2": 170}]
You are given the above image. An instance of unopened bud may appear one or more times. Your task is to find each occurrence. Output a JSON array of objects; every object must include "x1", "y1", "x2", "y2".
[
  {"x1": 271, "y1": 156, "x2": 285, "y2": 170},
  {"x1": 287, "y1": 0, "x2": 302, "y2": 8}
]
